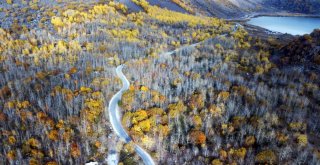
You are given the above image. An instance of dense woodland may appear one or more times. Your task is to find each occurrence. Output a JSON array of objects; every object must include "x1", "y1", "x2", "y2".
[
  {"x1": 268, "y1": 0, "x2": 320, "y2": 13},
  {"x1": 0, "y1": 0, "x2": 320, "y2": 164},
  {"x1": 120, "y1": 28, "x2": 320, "y2": 165},
  {"x1": 279, "y1": 29, "x2": 320, "y2": 68}
]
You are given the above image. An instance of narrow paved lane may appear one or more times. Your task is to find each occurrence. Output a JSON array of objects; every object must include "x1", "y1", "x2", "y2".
[
  {"x1": 107, "y1": 65, "x2": 155, "y2": 165},
  {"x1": 105, "y1": 32, "x2": 232, "y2": 165},
  {"x1": 107, "y1": 65, "x2": 131, "y2": 143}
]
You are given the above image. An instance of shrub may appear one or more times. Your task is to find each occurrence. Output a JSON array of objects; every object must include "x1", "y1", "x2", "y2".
[
  {"x1": 255, "y1": 150, "x2": 276, "y2": 164},
  {"x1": 132, "y1": 110, "x2": 148, "y2": 123},
  {"x1": 209, "y1": 104, "x2": 224, "y2": 117},
  {"x1": 6, "y1": 0, "x2": 13, "y2": 4},
  {"x1": 244, "y1": 136, "x2": 255, "y2": 146},
  {"x1": 188, "y1": 92, "x2": 205, "y2": 110},
  {"x1": 296, "y1": 134, "x2": 308, "y2": 146},
  {"x1": 132, "y1": 119, "x2": 151, "y2": 133},
  {"x1": 48, "y1": 130, "x2": 59, "y2": 141},
  {"x1": 193, "y1": 115, "x2": 202, "y2": 128},
  {"x1": 189, "y1": 130, "x2": 206, "y2": 145},
  {"x1": 289, "y1": 122, "x2": 306, "y2": 131},
  {"x1": 218, "y1": 91, "x2": 230, "y2": 101},
  {"x1": 8, "y1": 136, "x2": 16, "y2": 145},
  {"x1": 51, "y1": 16, "x2": 64, "y2": 28},
  {"x1": 168, "y1": 101, "x2": 186, "y2": 118},
  {"x1": 70, "y1": 143, "x2": 81, "y2": 158},
  {"x1": 211, "y1": 159, "x2": 223, "y2": 165},
  {"x1": 229, "y1": 147, "x2": 247, "y2": 160},
  {"x1": 6, "y1": 150, "x2": 15, "y2": 160},
  {"x1": 46, "y1": 161, "x2": 58, "y2": 165}
]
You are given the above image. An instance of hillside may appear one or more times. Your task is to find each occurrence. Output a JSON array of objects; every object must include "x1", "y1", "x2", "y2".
[
  {"x1": 180, "y1": 0, "x2": 267, "y2": 18},
  {"x1": 0, "y1": 0, "x2": 320, "y2": 165},
  {"x1": 193, "y1": 0, "x2": 320, "y2": 18},
  {"x1": 278, "y1": 29, "x2": 320, "y2": 70},
  {"x1": 122, "y1": 0, "x2": 320, "y2": 18}
]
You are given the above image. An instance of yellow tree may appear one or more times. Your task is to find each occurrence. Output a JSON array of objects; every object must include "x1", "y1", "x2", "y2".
[
  {"x1": 255, "y1": 150, "x2": 276, "y2": 164},
  {"x1": 132, "y1": 110, "x2": 148, "y2": 124},
  {"x1": 168, "y1": 101, "x2": 186, "y2": 118}
]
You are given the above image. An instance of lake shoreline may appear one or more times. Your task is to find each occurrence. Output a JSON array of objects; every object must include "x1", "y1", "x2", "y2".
[
  {"x1": 244, "y1": 16, "x2": 320, "y2": 35},
  {"x1": 229, "y1": 12, "x2": 320, "y2": 22}
]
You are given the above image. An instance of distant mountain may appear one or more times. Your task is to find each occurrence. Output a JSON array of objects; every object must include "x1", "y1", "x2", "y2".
[
  {"x1": 268, "y1": 0, "x2": 320, "y2": 13},
  {"x1": 185, "y1": 0, "x2": 320, "y2": 18},
  {"x1": 120, "y1": 0, "x2": 320, "y2": 18},
  {"x1": 184, "y1": 0, "x2": 266, "y2": 18}
]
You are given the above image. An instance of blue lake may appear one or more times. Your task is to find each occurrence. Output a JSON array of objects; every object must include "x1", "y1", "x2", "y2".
[{"x1": 247, "y1": 16, "x2": 320, "y2": 35}]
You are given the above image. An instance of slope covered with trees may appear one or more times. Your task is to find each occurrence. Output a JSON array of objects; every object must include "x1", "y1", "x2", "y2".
[
  {"x1": 279, "y1": 29, "x2": 320, "y2": 70},
  {"x1": 0, "y1": 0, "x2": 232, "y2": 164},
  {"x1": 163, "y1": 0, "x2": 320, "y2": 18},
  {"x1": 120, "y1": 31, "x2": 320, "y2": 164},
  {"x1": 0, "y1": 0, "x2": 319, "y2": 164},
  {"x1": 268, "y1": 0, "x2": 320, "y2": 13}
]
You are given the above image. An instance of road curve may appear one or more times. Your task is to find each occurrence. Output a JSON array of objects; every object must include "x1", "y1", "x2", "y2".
[
  {"x1": 107, "y1": 65, "x2": 131, "y2": 143},
  {"x1": 107, "y1": 33, "x2": 232, "y2": 165},
  {"x1": 135, "y1": 145, "x2": 155, "y2": 165},
  {"x1": 108, "y1": 65, "x2": 155, "y2": 165},
  {"x1": 160, "y1": 34, "x2": 228, "y2": 57}
]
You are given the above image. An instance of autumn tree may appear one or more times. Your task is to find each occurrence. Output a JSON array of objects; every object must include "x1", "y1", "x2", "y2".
[{"x1": 189, "y1": 130, "x2": 206, "y2": 145}]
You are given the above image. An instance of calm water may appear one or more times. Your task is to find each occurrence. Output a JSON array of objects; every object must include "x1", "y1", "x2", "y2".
[{"x1": 247, "y1": 16, "x2": 320, "y2": 35}]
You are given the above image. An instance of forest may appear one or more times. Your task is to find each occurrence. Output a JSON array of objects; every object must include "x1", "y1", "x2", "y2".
[
  {"x1": 0, "y1": 0, "x2": 319, "y2": 164},
  {"x1": 279, "y1": 29, "x2": 320, "y2": 68},
  {"x1": 267, "y1": 0, "x2": 320, "y2": 13}
]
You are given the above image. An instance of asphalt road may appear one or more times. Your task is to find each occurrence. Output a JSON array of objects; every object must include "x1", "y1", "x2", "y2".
[
  {"x1": 100, "y1": 32, "x2": 232, "y2": 165},
  {"x1": 108, "y1": 65, "x2": 155, "y2": 165}
]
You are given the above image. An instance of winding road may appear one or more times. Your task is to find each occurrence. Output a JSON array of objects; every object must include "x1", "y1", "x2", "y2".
[
  {"x1": 108, "y1": 65, "x2": 155, "y2": 165},
  {"x1": 106, "y1": 37, "x2": 223, "y2": 165},
  {"x1": 107, "y1": 43, "x2": 203, "y2": 164},
  {"x1": 108, "y1": 65, "x2": 131, "y2": 143}
]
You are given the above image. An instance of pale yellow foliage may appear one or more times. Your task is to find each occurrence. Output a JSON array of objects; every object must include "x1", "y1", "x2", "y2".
[
  {"x1": 51, "y1": 16, "x2": 64, "y2": 28},
  {"x1": 255, "y1": 150, "x2": 276, "y2": 163},
  {"x1": 142, "y1": 135, "x2": 155, "y2": 149},
  {"x1": 296, "y1": 134, "x2": 308, "y2": 146},
  {"x1": 6, "y1": 0, "x2": 13, "y2": 4}
]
